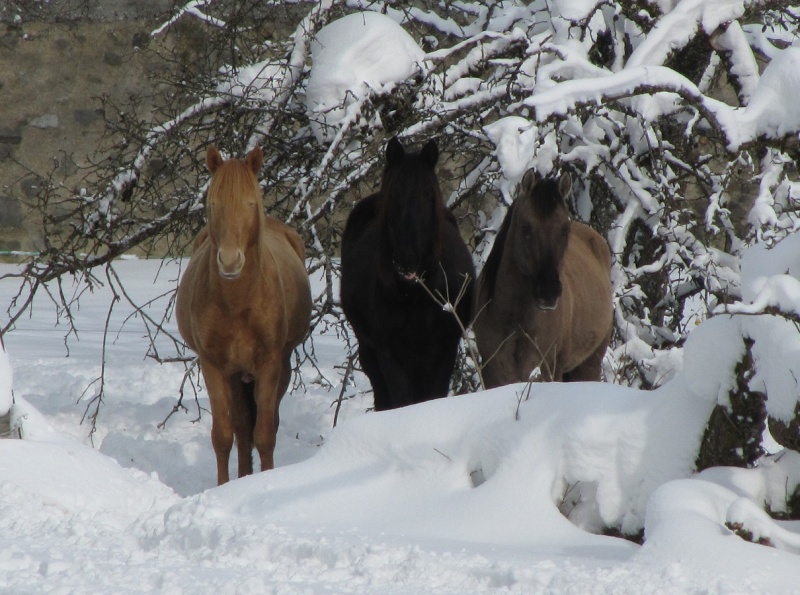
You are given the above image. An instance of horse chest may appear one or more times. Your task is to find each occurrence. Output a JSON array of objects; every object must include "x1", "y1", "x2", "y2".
[
  {"x1": 377, "y1": 281, "x2": 442, "y2": 326},
  {"x1": 197, "y1": 304, "x2": 276, "y2": 370},
  {"x1": 520, "y1": 304, "x2": 561, "y2": 344}
]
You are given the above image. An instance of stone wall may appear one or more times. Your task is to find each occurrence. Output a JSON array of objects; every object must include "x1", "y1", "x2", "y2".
[{"x1": 0, "y1": 0, "x2": 173, "y2": 256}]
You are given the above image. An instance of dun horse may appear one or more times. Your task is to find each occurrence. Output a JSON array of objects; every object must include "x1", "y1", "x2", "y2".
[
  {"x1": 340, "y1": 137, "x2": 475, "y2": 411},
  {"x1": 473, "y1": 169, "x2": 612, "y2": 387},
  {"x1": 176, "y1": 145, "x2": 311, "y2": 485}
]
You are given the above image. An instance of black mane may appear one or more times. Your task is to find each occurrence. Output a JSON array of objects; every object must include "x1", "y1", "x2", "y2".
[
  {"x1": 479, "y1": 198, "x2": 519, "y2": 303},
  {"x1": 480, "y1": 176, "x2": 565, "y2": 301},
  {"x1": 531, "y1": 178, "x2": 563, "y2": 218}
]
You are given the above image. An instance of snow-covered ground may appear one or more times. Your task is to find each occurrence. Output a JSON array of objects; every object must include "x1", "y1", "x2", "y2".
[
  {"x1": 3, "y1": 4, "x2": 800, "y2": 591},
  {"x1": 1, "y1": 252, "x2": 800, "y2": 594}
]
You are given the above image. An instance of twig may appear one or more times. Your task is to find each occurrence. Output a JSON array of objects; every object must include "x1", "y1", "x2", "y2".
[
  {"x1": 413, "y1": 268, "x2": 484, "y2": 390},
  {"x1": 332, "y1": 350, "x2": 357, "y2": 428},
  {"x1": 159, "y1": 357, "x2": 204, "y2": 428},
  {"x1": 79, "y1": 269, "x2": 120, "y2": 443}
]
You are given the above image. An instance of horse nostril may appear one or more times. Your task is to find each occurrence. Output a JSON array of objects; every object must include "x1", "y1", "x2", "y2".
[{"x1": 538, "y1": 297, "x2": 559, "y2": 311}]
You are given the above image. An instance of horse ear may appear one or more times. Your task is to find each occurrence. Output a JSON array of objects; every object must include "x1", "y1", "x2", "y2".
[
  {"x1": 420, "y1": 140, "x2": 439, "y2": 168},
  {"x1": 207, "y1": 145, "x2": 224, "y2": 173},
  {"x1": 245, "y1": 146, "x2": 264, "y2": 174},
  {"x1": 520, "y1": 168, "x2": 537, "y2": 197},
  {"x1": 558, "y1": 172, "x2": 572, "y2": 199},
  {"x1": 386, "y1": 136, "x2": 405, "y2": 166}
]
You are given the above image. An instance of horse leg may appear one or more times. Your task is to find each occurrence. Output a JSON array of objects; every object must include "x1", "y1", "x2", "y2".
[
  {"x1": 253, "y1": 354, "x2": 282, "y2": 472},
  {"x1": 424, "y1": 335, "x2": 459, "y2": 401},
  {"x1": 357, "y1": 343, "x2": 391, "y2": 411},
  {"x1": 376, "y1": 350, "x2": 415, "y2": 408},
  {"x1": 231, "y1": 377, "x2": 255, "y2": 478},
  {"x1": 200, "y1": 361, "x2": 235, "y2": 485},
  {"x1": 273, "y1": 350, "x2": 295, "y2": 431}
]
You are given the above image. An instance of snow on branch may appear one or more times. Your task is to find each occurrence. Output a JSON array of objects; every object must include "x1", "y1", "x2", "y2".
[{"x1": 151, "y1": 0, "x2": 226, "y2": 37}]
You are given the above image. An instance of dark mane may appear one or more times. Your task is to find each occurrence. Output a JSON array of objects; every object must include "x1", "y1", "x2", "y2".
[
  {"x1": 480, "y1": 176, "x2": 566, "y2": 301},
  {"x1": 531, "y1": 178, "x2": 563, "y2": 218},
  {"x1": 377, "y1": 141, "x2": 447, "y2": 273},
  {"x1": 479, "y1": 198, "x2": 520, "y2": 302}
]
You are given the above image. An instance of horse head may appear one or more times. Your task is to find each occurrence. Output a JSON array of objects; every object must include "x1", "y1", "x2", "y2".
[
  {"x1": 510, "y1": 169, "x2": 572, "y2": 310},
  {"x1": 205, "y1": 145, "x2": 264, "y2": 280},
  {"x1": 380, "y1": 136, "x2": 443, "y2": 283}
]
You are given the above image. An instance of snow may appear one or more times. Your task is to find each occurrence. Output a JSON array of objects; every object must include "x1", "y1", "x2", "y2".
[
  {"x1": 483, "y1": 117, "x2": 540, "y2": 187},
  {"x1": 737, "y1": 48, "x2": 800, "y2": 145},
  {"x1": 0, "y1": 337, "x2": 11, "y2": 417},
  {"x1": 1, "y1": 251, "x2": 800, "y2": 593},
  {"x1": 728, "y1": 233, "x2": 800, "y2": 423},
  {"x1": 626, "y1": 0, "x2": 745, "y2": 69},
  {"x1": 306, "y1": 12, "x2": 425, "y2": 143},
  {"x1": 497, "y1": 15, "x2": 800, "y2": 154}
]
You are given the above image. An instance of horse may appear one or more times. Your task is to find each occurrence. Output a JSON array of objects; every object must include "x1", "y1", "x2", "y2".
[
  {"x1": 340, "y1": 136, "x2": 475, "y2": 411},
  {"x1": 176, "y1": 145, "x2": 311, "y2": 485},
  {"x1": 472, "y1": 169, "x2": 612, "y2": 387}
]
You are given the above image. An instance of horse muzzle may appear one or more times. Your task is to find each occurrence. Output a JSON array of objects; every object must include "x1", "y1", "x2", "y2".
[
  {"x1": 393, "y1": 262, "x2": 422, "y2": 283},
  {"x1": 533, "y1": 274, "x2": 561, "y2": 311},
  {"x1": 217, "y1": 249, "x2": 245, "y2": 280},
  {"x1": 536, "y1": 297, "x2": 559, "y2": 311}
]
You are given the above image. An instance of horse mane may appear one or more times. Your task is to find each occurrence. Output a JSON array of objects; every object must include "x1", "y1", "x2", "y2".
[
  {"x1": 379, "y1": 142, "x2": 443, "y2": 206},
  {"x1": 377, "y1": 139, "x2": 447, "y2": 254},
  {"x1": 208, "y1": 158, "x2": 262, "y2": 202},
  {"x1": 479, "y1": 198, "x2": 519, "y2": 302},
  {"x1": 479, "y1": 175, "x2": 565, "y2": 302},
  {"x1": 530, "y1": 178, "x2": 563, "y2": 218}
]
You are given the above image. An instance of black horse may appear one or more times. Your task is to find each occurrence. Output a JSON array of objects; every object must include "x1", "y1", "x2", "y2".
[{"x1": 340, "y1": 137, "x2": 475, "y2": 411}]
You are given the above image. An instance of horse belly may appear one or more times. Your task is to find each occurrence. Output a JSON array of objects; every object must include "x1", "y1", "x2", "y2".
[
  {"x1": 176, "y1": 254, "x2": 211, "y2": 355},
  {"x1": 276, "y1": 258, "x2": 312, "y2": 350},
  {"x1": 564, "y1": 278, "x2": 612, "y2": 362}
]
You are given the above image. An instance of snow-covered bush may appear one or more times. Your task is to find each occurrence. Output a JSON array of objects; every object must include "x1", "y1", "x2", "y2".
[{"x1": 4, "y1": 1, "x2": 800, "y2": 465}]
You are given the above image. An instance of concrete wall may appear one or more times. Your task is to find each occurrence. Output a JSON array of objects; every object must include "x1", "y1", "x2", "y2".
[{"x1": 0, "y1": 1, "x2": 174, "y2": 255}]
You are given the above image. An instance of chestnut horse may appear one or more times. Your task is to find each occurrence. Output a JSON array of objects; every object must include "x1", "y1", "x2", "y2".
[
  {"x1": 340, "y1": 137, "x2": 475, "y2": 410},
  {"x1": 176, "y1": 145, "x2": 311, "y2": 485},
  {"x1": 473, "y1": 169, "x2": 612, "y2": 387}
]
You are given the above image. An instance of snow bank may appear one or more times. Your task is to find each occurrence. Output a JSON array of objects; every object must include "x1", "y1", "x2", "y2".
[
  {"x1": 0, "y1": 395, "x2": 176, "y2": 522},
  {"x1": 168, "y1": 379, "x2": 710, "y2": 544},
  {"x1": 640, "y1": 476, "x2": 800, "y2": 593}
]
